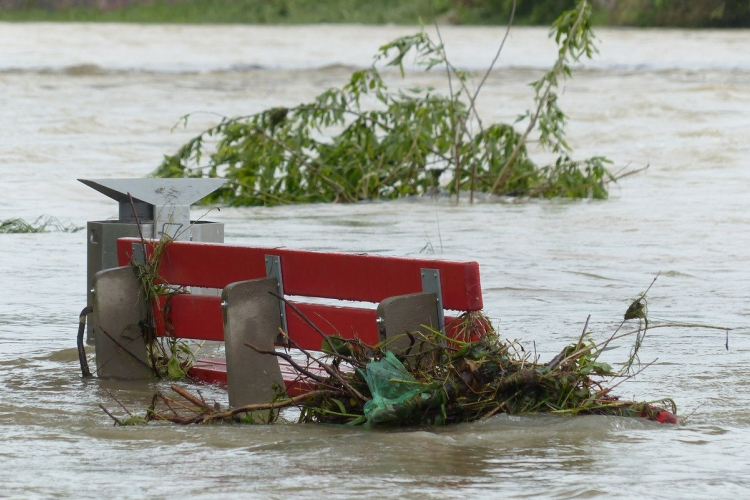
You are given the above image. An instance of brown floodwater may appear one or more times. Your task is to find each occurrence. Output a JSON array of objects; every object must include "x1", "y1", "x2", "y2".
[{"x1": 1, "y1": 22, "x2": 749, "y2": 499}]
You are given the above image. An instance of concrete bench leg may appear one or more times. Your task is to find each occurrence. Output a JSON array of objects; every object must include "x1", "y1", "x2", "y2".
[
  {"x1": 376, "y1": 292, "x2": 440, "y2": 361},
  {"x1": 223, "y1": 278, "x2": 284, "y2": 421},
  {"x1": 92, "y1": 266, "x2": 151, "y2": 379}
]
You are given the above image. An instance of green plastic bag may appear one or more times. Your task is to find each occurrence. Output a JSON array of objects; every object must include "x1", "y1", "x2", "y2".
[{"x1": 361, "y1": 352, "x2": 431, "y2": 427}]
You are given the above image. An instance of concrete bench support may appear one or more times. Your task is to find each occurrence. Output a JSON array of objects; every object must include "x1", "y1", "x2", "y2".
[
  {"x1": 377, "y1": 292, "x2": 440, "y2": 358},
  {"x1": 223, "y1": 278, "x2": 284, "y2": 419},
  {"x1": 92, "y1": 266, "x2": 151, "y2": 379}
]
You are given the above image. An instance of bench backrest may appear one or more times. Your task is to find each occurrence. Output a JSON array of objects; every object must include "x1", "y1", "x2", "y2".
[{"x1": 116, "y1": 237, "x2": 483, "y2": 350}]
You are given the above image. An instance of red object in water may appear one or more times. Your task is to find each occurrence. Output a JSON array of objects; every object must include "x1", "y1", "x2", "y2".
[
  {"x1": 188, "y1": 359, "x2": 321, "y2": 396},
  {"x1": 117, "y1": 238, "x2": 483, "y2": 311},
  {"x1": 655, "y1": 410, "x2": 679, "y2": 424},
  {"x1": 153, "y1": 293, "x2": 469, "y2": 349},
  {"x1": 117, "y1": 237, "x2": 486, "y2": 394},
  {"x1": 117, "y1": 237, "x2": 483, "y2": 347}
]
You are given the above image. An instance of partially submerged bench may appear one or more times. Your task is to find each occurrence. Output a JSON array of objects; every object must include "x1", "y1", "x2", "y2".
[{"x1": 91, "y1": 237, "x2": 484, "y2": 407}]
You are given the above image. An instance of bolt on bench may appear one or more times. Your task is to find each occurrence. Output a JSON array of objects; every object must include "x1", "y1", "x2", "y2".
[{"x1": 91, "y1": 237, "x2": 484, "y2": 408}]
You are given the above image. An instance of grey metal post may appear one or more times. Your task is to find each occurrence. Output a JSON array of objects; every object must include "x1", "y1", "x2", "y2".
[{"x1": 80, "y1": 178, "x2": 226, "y2": 343}]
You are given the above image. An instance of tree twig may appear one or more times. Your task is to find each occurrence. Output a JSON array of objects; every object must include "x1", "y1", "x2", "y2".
[
  {"x1": 171, "y1": 384, "x2": 210, "y2": 410},
  {"x1": 95, "y1": 327, "x2": 151, "y2": 373},
  {"x1": 193, "y1": 389, "x2": 343, "y2": 424},
  {"x1": 243, "y1": 342, "x2": 329, "y2": 384},
  {"x1": 491, "y1": 1, "x2": 587, "y2": 194},
  {"x1": 99, "y1": 404, "x2": 123, "y2": 425}
]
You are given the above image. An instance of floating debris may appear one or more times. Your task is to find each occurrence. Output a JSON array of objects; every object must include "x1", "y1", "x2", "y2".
[
  {"x1": 103, "y1": 291, "x2": 694, "y2": 427},
  {"x1": 0, "y1": 216, "x2": 82, "y2": 234}
]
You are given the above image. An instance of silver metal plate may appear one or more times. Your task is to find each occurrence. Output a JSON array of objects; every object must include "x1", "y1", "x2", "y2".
[
  {"x1": 420, "y1": 268, "x2": 446, "y2": 334},
  {"x1": 265, "y1": 255, "x2": 288, "y2": 339}
]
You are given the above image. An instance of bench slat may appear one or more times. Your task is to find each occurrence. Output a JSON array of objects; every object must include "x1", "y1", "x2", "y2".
[
  {"x1": 157, "y1": 295, "x2": 223, "y2": 341},
  {"x1": 154, "y1": 294, "x2": 472, "y2": 350},
  {"x1": 188, "y1": 359, "x2": 319, "y2": 396},
  {"x1": 154, "y1": 294, "x2": 380, "y2": 349},
  {"x1": 118, "y1": 238, "x2": 483, "y2": 311}
]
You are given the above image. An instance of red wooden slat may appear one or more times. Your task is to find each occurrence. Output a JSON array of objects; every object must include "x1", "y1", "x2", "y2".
[
  {"x1": 288, "y1": 302, "x2": 379, "y2": 349},
  {"x1": 151, "y1": 294, "x2": 472, "y2": 349},
  {"x1": 189, "y1": 367, "x2": 318, "y2": 397},
  {"x1": 117, "y1": 238, "x2": 483, "y2": 311},
  {"x1": 155, "y1": 295, "x2": 224, "y2": 341},
  {"x1": 188, "y1": 362, "x2": 227, "y2": 386},
  {"x1": 150, "y1": 294, "x2": 380, "y2": 347},
  {"x1": 190, "y1": 359, "x2": 340, "y2": 396}
]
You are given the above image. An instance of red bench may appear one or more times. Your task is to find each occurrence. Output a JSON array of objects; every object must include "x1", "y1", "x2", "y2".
[{"x1": 91, "y1": 237, "x2": 484, "y2": 408}]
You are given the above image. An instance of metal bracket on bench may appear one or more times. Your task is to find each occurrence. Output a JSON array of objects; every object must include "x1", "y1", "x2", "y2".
[
  {"x1": 131, "y1": 242, "x2": 146, "y2": 266},
  {"x1": 265, "y1": 255, "x2": 288, "y2": 342},
  {"x1": 421, "y1": 268, "x2": 445, "y2": 334}
]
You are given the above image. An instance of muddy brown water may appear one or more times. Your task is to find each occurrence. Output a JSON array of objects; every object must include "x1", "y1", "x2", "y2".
[{"x1": 1, "y1": 23, "x2": 749, "y2": 498}]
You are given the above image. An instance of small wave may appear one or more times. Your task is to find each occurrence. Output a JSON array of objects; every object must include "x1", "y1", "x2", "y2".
[
  {"x1": 565, "y1": 271, "x2": 618, "y2": 281},
  {"x1": 2, "y1": 61, "x2": 750, "y2": 78},
  {"x1": 227, "y1": 63, "x2": 267, "y2": 72},
  {"x1": 61, "y1": 63, "x2": 107, "y2": 76},
  {"x1": 483, "y1": 286, "x2": 547, "y2": 293},
  {"x1": 0, "y1": 64, "x2": 124, "y2": 76},
  {"x1": 0, "y1": 64, "x2": 203, "y2": 76},
  {"x1": 661, "y1": 270, "x2": 696, "y2": 278},
  {"x1": 316, "y1": 63, "x2": 361, "y2": 73},
  {"x1": 0, "y1": 63, "x2": 352, "y2": 76}
]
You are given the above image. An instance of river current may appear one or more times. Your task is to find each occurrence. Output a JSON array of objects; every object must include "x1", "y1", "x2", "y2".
[{"x1": 1, "y1": 23, "x2": 749, "y2": 498}]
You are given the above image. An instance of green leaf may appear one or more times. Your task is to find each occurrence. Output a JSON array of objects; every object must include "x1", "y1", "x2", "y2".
[
  {"x1": 330, "y1": 398, "x2": 347, "y2": 414},
  {"x1": 591, "y1": 362, "x2": 613, "y2": 375},
  {"x1": 167, "y1": 356, "x2": 186, "y2": 379},
  {"x1": 121, "y1": 416, "x2": 148, "y2": 426},
  {"x1": 321, "y1": 336, "x2": 353, "y2": 357}
]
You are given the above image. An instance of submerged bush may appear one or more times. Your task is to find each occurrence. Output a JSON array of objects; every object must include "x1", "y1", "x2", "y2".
[{"x1": 156, "y1": 0, "x2": 618, "y2": 205}]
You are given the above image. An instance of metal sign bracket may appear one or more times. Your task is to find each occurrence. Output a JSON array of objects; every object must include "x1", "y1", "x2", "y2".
[
  {"x1": 131, "y1": 242, "x2": 146, "y2": 266},
  {"x1": 265, "y1": 255, "x2": 289, "y2": 343},
  {"x1": 421, "y1": 268, "x2": 446, "y2": 334}
]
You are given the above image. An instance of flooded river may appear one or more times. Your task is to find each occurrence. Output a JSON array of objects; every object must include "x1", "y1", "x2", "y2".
[{"x1": 1, "y1": 23, "x2": 749, "y2": 498}]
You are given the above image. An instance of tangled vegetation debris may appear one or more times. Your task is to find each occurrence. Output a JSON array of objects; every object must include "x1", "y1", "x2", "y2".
[
  {"x1": 0, "y1": 216, "x2": 82, "y2": 234},
  {"x1": 155, "y1": 1, "x2": 635, "y2": 205},
  {"x1": 125, "y1": 201, "x2": 197, "y2": 380},
  {"x1": 101, "y1": 277, "x2": 728, "y2": 428},
  {"x1": 135, "y1": 244, "x2": 197, "y2": 379}
]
